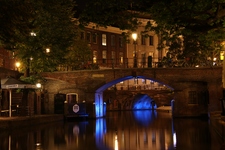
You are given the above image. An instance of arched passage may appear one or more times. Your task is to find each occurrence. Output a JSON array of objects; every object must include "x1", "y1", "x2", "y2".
[{"x1": 95, "y1": 76, "x2": 174, "y2": 118}]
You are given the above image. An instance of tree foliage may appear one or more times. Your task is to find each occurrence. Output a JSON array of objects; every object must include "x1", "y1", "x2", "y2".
[
  {"x1": 64, "y1": 36, "x2": 92, "y2": 69},
  {"x1": 0, "y1": 0, "x2": 34, "y2": 46},
  {"x1": 80, "y1": 0, "x2": 225, "y2": 64},
  {"x1": 14, "y1": 0, "x2": 77, "y2": 76}
]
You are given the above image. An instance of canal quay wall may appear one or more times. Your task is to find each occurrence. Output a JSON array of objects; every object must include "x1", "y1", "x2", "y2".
[
  {"x1": 208, "y1": 111, "x2": 225, "y2": 149},
  {"x1": 0, "y1": 115, "x2": 64, "y2": 130}
]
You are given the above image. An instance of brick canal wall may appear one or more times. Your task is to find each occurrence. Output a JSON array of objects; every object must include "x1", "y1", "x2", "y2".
[{"x1": 0, "y1": 115, "x2": 64, "y2": 130}]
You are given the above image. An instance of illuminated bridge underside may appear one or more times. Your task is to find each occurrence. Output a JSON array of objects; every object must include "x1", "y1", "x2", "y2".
[{"x1": 95, "y1": 76, "x2": 169, "y2": 117}]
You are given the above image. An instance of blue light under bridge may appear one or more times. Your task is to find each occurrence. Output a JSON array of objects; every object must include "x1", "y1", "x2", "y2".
[
  {"x1": 95, "y1": 76, "x2": 174, "y2": 118},
  {"x1": 132, "y1": 94, "x2": 157, "y2": 110}
]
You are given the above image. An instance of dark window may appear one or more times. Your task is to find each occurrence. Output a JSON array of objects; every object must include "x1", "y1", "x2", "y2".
[
  {"x1": 141, "y1": 53, "x2": 146, "y2": 67},
  {"x1": 111, "y1": 35, "x2": 115, "y2": 47},
  {"x1": 188, "y1": 91, "x2": 198, "y2": 104},
  {"x1": 141, "y1": 35, "x2": 145, "y2": 45},
  {"x1": 119, "y1": 36, "x2": 123, "y2": 48},
  {"x1": 93, "y1": 33, "x2": 97, "y2": 43},
  {"x1": 112, "y1": 51, "x2": 115, "y2": 63},
  {"x1": 149, "y1": 36, "x2": 153, "y2": 45},
  {"x1": 86, "y1": 32, "x2": 91, "y2": 43}
]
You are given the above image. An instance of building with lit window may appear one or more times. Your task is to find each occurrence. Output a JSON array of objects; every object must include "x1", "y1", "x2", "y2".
[
  {"x1": 0, "y1": 47, "x2": 16, "y2": 70},
  {"x1": 126, "y1": 18, "x2": 167, "y2": 68},
  {"x1": 81, "y1": 18, "x2": 167, "y2": 69},
  {"x1": 82, "y1": 23, "x2": 128, "y2": 69}
]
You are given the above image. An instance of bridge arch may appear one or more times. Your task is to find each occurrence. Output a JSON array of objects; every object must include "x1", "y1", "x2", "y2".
[
  {"x1": 94, "y1": 76, "x2": 174, "y2": 118},
  {"x1": 41, "y1": 67, "x2": 222, "y2": 117}
]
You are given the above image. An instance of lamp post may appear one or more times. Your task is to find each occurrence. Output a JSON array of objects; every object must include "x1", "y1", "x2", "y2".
[
  {"x1": 132, "y1": 33, "x2": 137, "y2": 68},
  {"x1": 16, "y1": 62, "x2": 20, "y2": 71}
]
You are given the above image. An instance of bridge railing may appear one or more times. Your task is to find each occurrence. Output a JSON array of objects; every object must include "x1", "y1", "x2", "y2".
[{"x1": 56, "y1": 58, "x2": 223, "y2": 71}]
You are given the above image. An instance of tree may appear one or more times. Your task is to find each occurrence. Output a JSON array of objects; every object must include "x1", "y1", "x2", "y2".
[
  {"x1": 14, "y1": 0, "x2": 77, "y2": 77},
  {"x1": 79, "y1": 0, "x2": 225, "y2": 64},
  {"x1": 64, "y1": 36, "x2": 92, "y2": 70},
  {"x1": 142, "y1": 0, "x2": 225, "y2": 65},
  {"x1": 0, "y1": 0, "x2": 34, "y2": 47}
]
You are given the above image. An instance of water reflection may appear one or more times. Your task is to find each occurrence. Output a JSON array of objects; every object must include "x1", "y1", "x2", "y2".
[
  {"x1": 0, "y1": 111, "x2": 223, "y2": 150},
  {"x1": 132, "y1": 110, "x2": 157, "y2": 127}
]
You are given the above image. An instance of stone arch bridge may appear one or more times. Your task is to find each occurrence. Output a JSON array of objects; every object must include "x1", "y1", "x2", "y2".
[{"x1": 41, "y1": 67, "x2": 222, "y2": 118}]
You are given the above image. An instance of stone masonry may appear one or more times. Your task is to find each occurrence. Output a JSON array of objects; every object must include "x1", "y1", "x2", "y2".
[{"x1": 41, "y1": 67, "x2": 223, "y2": 117}]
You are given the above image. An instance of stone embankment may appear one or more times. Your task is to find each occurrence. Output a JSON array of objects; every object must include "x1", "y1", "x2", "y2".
[{"x1": 0, "y1": 114, "x2": 64, "y2": 130}]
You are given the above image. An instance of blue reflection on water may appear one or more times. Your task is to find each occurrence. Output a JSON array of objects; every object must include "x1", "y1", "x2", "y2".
[
  {"x1": 132, "y1": 110, "x2": 157, "y2": 127},
  {"x1": 132, "y1": 94, "x2": 157, "y2": 110},
  {"x1": 95, "y1": 118, "x2": 108, "y2": 149}
]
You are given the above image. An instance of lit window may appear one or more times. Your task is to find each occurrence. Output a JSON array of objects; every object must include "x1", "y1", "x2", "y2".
[
  {"x1": 93, "y1": 51, "x2": 97, "y2": 63},
  {"x1": 220, "y1": 51, "x2": 224, "y2": 60},
  {"x1": 102, "y1": 34, "x2": 106, "y2": 46},
  {"x1": 119, "y1": 52, "x2": 123, "y2": 64},
  {"x1": 102, "y1": 50, "x2": 107, "y2": 63},
  {"x1": 142, "y1": 79, "x2": 146, "y2": 84},
  {"x1": 133, "y1": 51, "x2": 136, "y2": 57},
  {"x1": 134, "y1": 79, "x2": 138, "y2": 84}
]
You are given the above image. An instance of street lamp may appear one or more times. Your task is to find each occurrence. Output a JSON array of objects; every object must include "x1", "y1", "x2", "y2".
[
  {"x1": 36, "y1": 83, "x2": 41, "y2": 88},
  {"x1": 16, "y1": 62, "x2": 20, "y2": 71},
  {"x1": 46, "y1": 48, "x2": 50, "y2": 53},
  {"x1": 132, "y1": 33, "x2": 137, "y2": 68},
  {"x1": 30, "y1": 32, "x2": 36, "y2": 36}
]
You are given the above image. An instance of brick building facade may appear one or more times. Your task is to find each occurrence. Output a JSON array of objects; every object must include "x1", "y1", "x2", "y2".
[
  {"x1": 83, "y1": 23, "x2": 128, "y2": 69},
  {"x1": 0, "y1": 47, "x2": 16, "y2": 70}
]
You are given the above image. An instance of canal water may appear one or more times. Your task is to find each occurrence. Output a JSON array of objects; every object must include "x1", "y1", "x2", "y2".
[{"x1": 0, "y1": 110, "x2": 223, "y2": 150}]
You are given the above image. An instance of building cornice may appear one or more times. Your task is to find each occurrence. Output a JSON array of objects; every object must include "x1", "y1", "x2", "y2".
[{"x1": 86, "y1": 22, "x2": 128, "y2": 34}]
